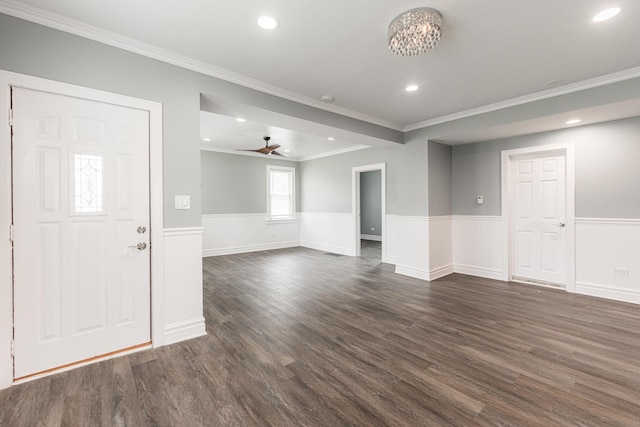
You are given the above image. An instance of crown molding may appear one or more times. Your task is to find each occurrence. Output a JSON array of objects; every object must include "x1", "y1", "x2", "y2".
[
  {"x1": 298, "y1": 145, "x2": 369, "y2": 162},
  {"x1": 3, "y1": 1, "x2": 639, "y2": 136},
  {"x1": 404, "y1": 66, "x2": 640, "y2": 132},
  {"x1": 0, "y1": 1, "x2": 402, "y2": 131}
]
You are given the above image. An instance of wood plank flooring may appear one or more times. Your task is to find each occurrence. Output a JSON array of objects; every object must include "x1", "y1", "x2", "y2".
[{"x1": 2, "y1": 246, "x2": 640, "y2": 426}]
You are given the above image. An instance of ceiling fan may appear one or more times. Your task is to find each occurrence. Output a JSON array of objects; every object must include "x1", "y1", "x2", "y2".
[{"x1": 237, "y1": 136, "x2": 287, "y2": 156}]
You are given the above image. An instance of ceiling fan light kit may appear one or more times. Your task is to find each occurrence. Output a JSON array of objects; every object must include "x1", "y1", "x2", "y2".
[{"x1": 388, "y1": 7, "x2": 443, "y2": 56}]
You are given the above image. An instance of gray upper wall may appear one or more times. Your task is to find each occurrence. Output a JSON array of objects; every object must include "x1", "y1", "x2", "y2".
[
  {"x1": 452, "y1": 116, "x2": 640, "y2": 218},
  {"x1": 428, "y1": 141, "x2": 452, "y2": 216},
  {"x1": 0, "y1": 13, "x2": 401, "y2": 227},
  {"x1": 201, "y1": 151, "x2": 299, "y2": 214},
  {"x1": 300, "y1": 140, "x2": 428, "y2": 216}
]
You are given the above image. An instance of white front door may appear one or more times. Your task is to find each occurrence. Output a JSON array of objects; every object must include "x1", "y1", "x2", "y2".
[
  {"x1": 12, "y1": 88, "x2": 151, "y2": 379},
  {"x1": 511, "y1": 153, "x2": 567, "y2": 287}
]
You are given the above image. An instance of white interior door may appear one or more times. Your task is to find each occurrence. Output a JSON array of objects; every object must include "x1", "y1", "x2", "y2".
[
  {"x1": 511, "y1": 153, "x2": 567, "y2": 287},
  {"x1": 12, "y1": 87, "x2": 151, "y2": 379}
]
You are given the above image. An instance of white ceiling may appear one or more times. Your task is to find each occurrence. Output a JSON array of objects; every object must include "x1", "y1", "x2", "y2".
[
  {"x1": 200, "y1": 111, "x2": 369, "y2": 161},
  {"x1": 4, "y1": 0, "x2": 640, "y2": 152}
]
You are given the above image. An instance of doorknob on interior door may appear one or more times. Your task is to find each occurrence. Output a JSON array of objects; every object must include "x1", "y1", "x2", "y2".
[
  {"x1": 128, "y1": 242, "x2": 147, "y2": 250},
  {"x1": 556, "y1": 222, "x2": 566, "y2": 227}
]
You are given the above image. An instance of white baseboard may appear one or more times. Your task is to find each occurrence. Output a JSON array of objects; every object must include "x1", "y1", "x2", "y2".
[
  {"x1": 454, "y1": 264, "x2": 504, "y2": 281},
  {"x1": 163, "y1": 317, "x2": 207, "y2": 346},
  {"x1": 361, "y1": 234, "x2": 382, "y2": 241},
  {"x1": 576, "y1": 282, "x2": 640, "y2": 305},
  {"x1": 429, "y1": 264, "x2": 454, "y2": 280},
  {"x1": 300, "y1": 240, "x2": 355, "y2": 256},
  {"x1": 395, "y1": 264, "x2": 430, "y2": 281},
  {"x1": 386, "y1": 255, "x2": 399, "y2": 265},
  {"x1": 203, "y1": 241, "x2": 298, "y2": 257}
]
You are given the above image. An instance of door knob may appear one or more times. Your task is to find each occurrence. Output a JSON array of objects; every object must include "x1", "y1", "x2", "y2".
[
  {"x1": 128, "y1": 242, "x2": 147, "y2": 250},
  {"x1": 137, "y1": 226, "x2": 147, "y2": 234},
  {"x1": 557, "y1": 222, "x2": 566, "y2": 228}
]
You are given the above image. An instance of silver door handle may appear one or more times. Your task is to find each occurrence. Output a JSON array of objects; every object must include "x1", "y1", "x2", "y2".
[
  {"x1": 557, "y1": 222, "x2": 565, "y2": 228},
  {"x1": 128, "y1": 242, "x2": 147, "y2": 250}
]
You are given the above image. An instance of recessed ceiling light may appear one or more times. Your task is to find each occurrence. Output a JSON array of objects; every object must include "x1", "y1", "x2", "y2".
[
  {"x1": 202, "y1": 137, "x2": 211, "y2": 142},
  {"x1": 328, "y1": 137, "x2": 335, "y2": 141},
  {"x1": 593, "y1": 7, "x2": 621, "y2": 22},
  {"x1": 284, "y1": 149, "x2": 290, "y2": 153},
  {"x1": 405, "y1": 85, "x2": 420, "y2": 92},
  {"x1": 321, "y1": 95, "x2": 335, "y2": 102},
  {"x1": 257, "y1": 15, "x2": 280, "y2": 30},
  {"x1": 566, "y1": 119, "x2": 582, "y2": 125},
  {"x1": 236, "y1": 118, "x2": 246, "y2": 122}
]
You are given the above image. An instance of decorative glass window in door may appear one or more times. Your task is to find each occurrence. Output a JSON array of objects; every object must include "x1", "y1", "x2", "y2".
[{"x1": 74, "y1": 153, "x2": 103, "y2": 212}]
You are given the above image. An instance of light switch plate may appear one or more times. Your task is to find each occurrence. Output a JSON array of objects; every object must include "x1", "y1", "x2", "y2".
[{"x1": 174, "y1": 195, "x2": 191, "y2": 210}]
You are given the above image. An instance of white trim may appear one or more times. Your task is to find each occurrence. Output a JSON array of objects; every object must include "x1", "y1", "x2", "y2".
[
  {"x1": 267, "y1": 164, "x2": 295, "y2": 221},
  {"x1": 428, "y1": 215, "x2": 452, "y2": 222},
  {"x1": 0, "y1": 1, "x2": 400, "y2": 131},
  {"x1": 396, "y1": 215, "x2": 430, "y2": 222},
  {"x1": 352, "y1": 163, "x2": 387, "y2": 262},
  {"x1": 300, "y1": 241, "x2": 355, "y2": 257},
  {"x1": 298, "y1": 145, "x2": 370, "y2": 162},
  {"x1": 453, "y1": 264, "x2": 504, "y2": 281},
  {"x1": 575, "y1": 217, "x2": 640, "y2": 225},
  {"x1": 203, "y1": 241, "x2": 299, "y2": 257},
  {"x1": 0, "y1": 70, "x2": 164, "y2": 389},
  {"x1": 452, "y1": 215, "x2": 502, "y2": 221},
  {"x1": 429, "y1": 264, "x2": 454, "y2": 281},
  {"x1": 163, "y1": 227, "x2": 204, "y2": 237},
  {"x1": 405, "y1": 67, "x2": 640, "y2": 131},
  {"x1": 500, "y1": 142, "x2": 576, "y2": 292},
  {"x1": 163, "y1": 317, "x2": 207, "y2": 346},
  {"x1": 576, "y1": 282, "x2": 640, "y2": 305},
  {"x1": 361, "y1": 234, "x2": 382, "y2": 242},
  {"x1": 395, "y1": 265, "x2": 431, "y2": 281}
]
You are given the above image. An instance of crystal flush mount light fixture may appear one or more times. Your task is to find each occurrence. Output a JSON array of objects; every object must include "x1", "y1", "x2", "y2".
[{"x1": 388, "y1": 7, "x2": 443, "y2": 56}]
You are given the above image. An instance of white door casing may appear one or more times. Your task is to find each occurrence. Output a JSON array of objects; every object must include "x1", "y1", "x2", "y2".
[
  {"x1": 0, "y1": 70, "x2": 164, "y2": 389},
  {"x1": 501, "y1": 143, "x2": 576, "y2": 292},
  {"x1": 12, "y1": 88, "x2": 151, "y2": 378},
  {"x1": 352, "y1": 163, "x2": 386, "y2": 261}
]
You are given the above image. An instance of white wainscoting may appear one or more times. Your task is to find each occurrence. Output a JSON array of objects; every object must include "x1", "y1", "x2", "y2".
[
  {"x1": 299, "y1": 212, "x2": 355, "y2": 256},
  {"x1": 394, "y1": 216, "x2": 430, "y2": 281},
  {"x1": 575, "y1": 218, "x2": 640, "y2": 304},
  {"x1": 429, "y1": 216, "x2": 454, "y2": 280},
  {"x1": 202, "y1": 213, "x2": 300, "y2": 257},
  {"x1": 163, "y1": 227, "x2": 207, "y2": 345},
  {"x1": 452, "y1": 215, "x2": 504, "y2": 280},
  {"x1": 385, "y1": 214, "x2": 398, "y2": 265}
]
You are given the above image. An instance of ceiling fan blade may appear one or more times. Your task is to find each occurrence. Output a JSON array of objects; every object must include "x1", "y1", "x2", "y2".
[
  {"x1": 271, "y1": 150, "x2": 288, "y2": 157},
  {"x1": 236, "y1": 148, "x2": 268, "y2": 153},
  {"x1": 267, "y1": 144, "x2": 280, "y2": 151}
]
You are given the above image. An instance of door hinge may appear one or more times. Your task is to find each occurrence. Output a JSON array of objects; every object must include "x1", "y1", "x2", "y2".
[
  {"x1": 9, "y1": 224, "x2": 14, "y2": 242},
  {"x1": 10, "y1": 340, "x2": 15, "y2": 358},
  {"x1": 9, "y1": 108, "x2": 13, "y2": 126}
]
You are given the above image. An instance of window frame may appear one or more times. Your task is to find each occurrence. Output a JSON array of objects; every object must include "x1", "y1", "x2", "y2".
[{"x1": 266, "y1": 165, "x2": 296, "y2": 222}]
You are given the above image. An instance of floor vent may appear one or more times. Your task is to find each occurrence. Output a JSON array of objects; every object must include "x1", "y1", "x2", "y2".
[{"x1": 324, "y1": 253, "x2": 344, "y2": 257}]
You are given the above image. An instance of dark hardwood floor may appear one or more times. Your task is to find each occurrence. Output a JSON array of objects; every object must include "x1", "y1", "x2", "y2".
[{"x1": 2, "y1": 246, "x2": 640, "y2": 426}]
